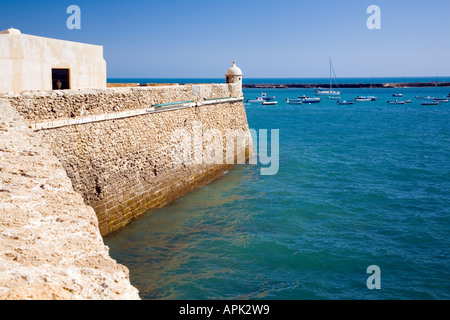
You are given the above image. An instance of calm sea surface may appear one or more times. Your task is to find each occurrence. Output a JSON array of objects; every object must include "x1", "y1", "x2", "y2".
[{"x1": 104, "y1": 82, "x2": 450, "y2": 300}]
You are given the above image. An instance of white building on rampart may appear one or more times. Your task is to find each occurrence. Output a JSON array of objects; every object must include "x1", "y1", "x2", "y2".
[{"x1": 0, "y1": 28, "x2": 106, "y2": 93}]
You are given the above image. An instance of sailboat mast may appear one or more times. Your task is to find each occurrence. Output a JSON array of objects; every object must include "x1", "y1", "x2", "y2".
[{"x1": 329, "y1": 57, "x2": 332, "y2": 91}]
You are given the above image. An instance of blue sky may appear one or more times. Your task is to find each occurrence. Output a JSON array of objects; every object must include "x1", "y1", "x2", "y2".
[{"x1": 1, "y1": 0, "x2": 449, "y2": 78}]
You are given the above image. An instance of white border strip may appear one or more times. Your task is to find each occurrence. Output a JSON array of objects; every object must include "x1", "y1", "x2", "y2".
[{"x1": 31, "y1": 97, "x2": 243, "y2": 131}]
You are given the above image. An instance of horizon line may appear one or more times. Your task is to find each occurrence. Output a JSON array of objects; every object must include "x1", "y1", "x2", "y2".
[{"x1": 108, "y1": 76, "x2": 450, "y2": 79}]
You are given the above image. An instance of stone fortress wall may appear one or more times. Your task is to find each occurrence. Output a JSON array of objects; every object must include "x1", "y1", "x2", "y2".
[{"x1": 4, "y1": 83, "x2": 252, "y2": 236}]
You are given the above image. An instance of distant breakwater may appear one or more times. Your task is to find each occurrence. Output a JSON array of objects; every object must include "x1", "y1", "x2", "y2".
[{"x1": 242, "y1": 82, "x2": 450, "y2": 89}]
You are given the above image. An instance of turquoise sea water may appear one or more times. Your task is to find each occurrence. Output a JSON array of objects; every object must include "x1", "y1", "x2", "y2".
[{"x1": 104, "y1": 84, "x2": 450, "y2": 300}]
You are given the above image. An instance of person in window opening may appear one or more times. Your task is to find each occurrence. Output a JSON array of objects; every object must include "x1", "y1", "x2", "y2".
[{"x1": 56, "y1": 80, "x2": 62, "y2": 89}]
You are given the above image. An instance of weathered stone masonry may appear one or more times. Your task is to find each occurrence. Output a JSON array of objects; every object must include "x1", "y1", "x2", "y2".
[
  {"x1": 0, "y1": 99, "x2": 139, "y2": 299},
  {"x1": 5, "y1": 83, "x2": 252, "y2": 236}
]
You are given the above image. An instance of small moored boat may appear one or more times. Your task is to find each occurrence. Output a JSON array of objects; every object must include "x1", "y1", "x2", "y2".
[
  {"x1": 393, "y1": 93, "x2": 403, "y2": 97},
  {"x1": 261, "y1": 92, "x2": 276, "y2": 100},
  {"x1": 286, "y1": 98, "x2": 303, "y2": 104},
  {"x1": 421, "y1": 101, "x2": 439, "y2": 105},
  {"x1": 337, "y1": 100, "x2": 354, "y2": 105},
  {"x1": 434, "y1": 98, "x2": 449, "y2": 103},
  {"x1": 262, "y1": 100, "x2": 278, "y2": 105},
  {"x1": 415, "y1": 96, "x2": 437, "y2": 100},
  {"x1": 294, "y1": 95, "x2": 322, "y2": 104},
  {"x1": 302, "y1": 97, "x2": 321, "y2": 104},
  {"x1": 355, "y1": 96, "x2": 377, "y2": 102},
  {"x1": 246, "y1": 97, "x2": 265, "y2": 103},
  {"x1": 387, "y1": 100, "x2": 406, "y2": 105},
  {"x1": 315, "y1": 58, "x2": 340, "y2": 96},
  {"x1": 315, "y1": 89, "x2": 340, "y2": 96}
]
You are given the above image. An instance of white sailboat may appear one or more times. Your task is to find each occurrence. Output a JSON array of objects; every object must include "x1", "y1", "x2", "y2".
[{"x1": 315, "y1": 58, "x2": 340, "y2": 96}]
